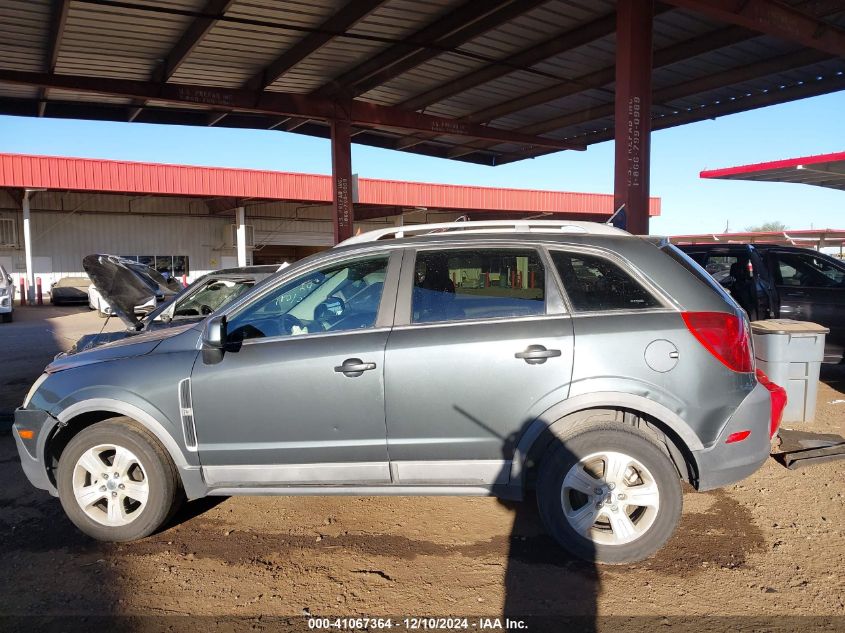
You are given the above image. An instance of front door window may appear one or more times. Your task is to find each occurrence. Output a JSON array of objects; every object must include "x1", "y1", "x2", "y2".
[{"x1": 226, "y1": 255, "x2": 390, "y2": 341}]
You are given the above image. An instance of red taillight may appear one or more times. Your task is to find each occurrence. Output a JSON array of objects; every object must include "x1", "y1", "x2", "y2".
[
  {"x1": 756, "y1": 369, "x2": 787, "y2": 438},
  {"x1": 682, "y1": 311, "x2": 754, "y2": 373}
]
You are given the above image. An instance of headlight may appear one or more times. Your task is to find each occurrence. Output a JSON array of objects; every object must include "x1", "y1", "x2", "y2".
[
  {"x1": 23, "y1": 373, "x2": 49, "y2": 408},
  {"x1": 0, "y1": 287, "x2": 8, "y2": 297}
]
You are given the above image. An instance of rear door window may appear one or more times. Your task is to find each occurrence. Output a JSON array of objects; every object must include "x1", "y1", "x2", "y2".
[
  {"x1": 773, "y1": 251, "x2": 845, "y2": 288},
  {"x1": 411, "y1": 249, "x2": 545, "y2": 323},
  {"x1": 551, "y1": 250, "x2": 660, "y2": 312}
]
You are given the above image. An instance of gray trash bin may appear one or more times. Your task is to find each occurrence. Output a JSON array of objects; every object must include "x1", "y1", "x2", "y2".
[{"x1": 751, "y1": 319, "x2": 829, "y2": 424}]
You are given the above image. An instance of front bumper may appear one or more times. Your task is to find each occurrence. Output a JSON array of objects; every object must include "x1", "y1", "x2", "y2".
[
  {"x1": 13, "y1": 407, "x2": 59, "y2": 495},
  {"x1": 693, "y1": 381, "x2": 773, "y2": 491}
]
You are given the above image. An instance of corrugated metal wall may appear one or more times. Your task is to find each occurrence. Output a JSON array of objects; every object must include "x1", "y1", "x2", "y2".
[
  {"x1": 0, "y1": 210, "x2": 232, "y2": 287},
  {"x1": 0, "y1": 192, "x2": 401, "y2": 287}
]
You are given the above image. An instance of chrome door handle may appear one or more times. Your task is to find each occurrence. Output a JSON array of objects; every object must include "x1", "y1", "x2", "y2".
[
  {"x1": 515, "y1": 345, "x2": 562, "y2": 365},
  {"x1": 334, "y1": 358, "x2": 377, "y2": 377}
]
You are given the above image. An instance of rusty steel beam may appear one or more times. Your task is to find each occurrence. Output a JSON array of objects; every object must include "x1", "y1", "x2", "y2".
[
  {"x1": 495, "y1": 68, "x2": 845, "y2": 165},
  {"x1": 396, "y1": 0, "x2": 845, "y2": 158},
  {"x1": 38, "y1": 0, "x2": 72, "y2": 117},
  {"x1": 157, "y1": 0, "x2": 236, "y2": 82},
  {"x1": 128, "y1": 0, "x2": 235, "y2": 122},
  {"x1": 614, "y1": 0, "x2": 653, "y2": 236},
  {"x1": 0, "y1": 70, "x2": 585, "y2": 151},
  {"x1": 592, "y1": 71, "x2": 845, "y2": 144},
  {"x1": 451, "y1": 46, "x2": 831, "y2": 158},
  {"x1": 396, "y1": 8, "x2": 749, "y2": 152},
  {"x1": 521, "y1": 47, "x2": 833, "y2": 139},
  {"x1": 662, "y1": 0, "x2": 845, "y2": 57},
  {"x1": 314, "y1": 0, "x2": 522, "y2": 99},
  {"x1": 213, "y1": 0, "x2": 384, "y2": 127},
  {"x1": 398, "y1": 9, "x2": 623, "y2": 113},
  {"x1": 246, "y1": 0, "x2": 385, "y2": 91},
  {"x1": 331, "y1": 119, "x2": 354, "y2": 243},
  {"x1": 346, "y1": 0, "x2": 549, "y2": 98}
]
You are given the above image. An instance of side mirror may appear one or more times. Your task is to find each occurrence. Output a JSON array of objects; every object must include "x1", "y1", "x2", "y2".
[
  {"x1": 5, "y1": 275, "x2": 10, "y2": 285},
  {"x1": 203, "y1": 315, "x2": 227, "y2": 349}
]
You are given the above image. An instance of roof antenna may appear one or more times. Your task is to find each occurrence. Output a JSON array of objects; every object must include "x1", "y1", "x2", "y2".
[
  {"x1": 606, "y1": 204, "x2": 627, "y2": 229},
  {"x1": 426, "y1": 214, "x2": 470, "y2": 235}
]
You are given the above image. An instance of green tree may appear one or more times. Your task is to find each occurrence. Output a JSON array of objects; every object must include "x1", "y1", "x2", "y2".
[{"x1": 744, "y1": 221, "x2": 787, "y2": 233}]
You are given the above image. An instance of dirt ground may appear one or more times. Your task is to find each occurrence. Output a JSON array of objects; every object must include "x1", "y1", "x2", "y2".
[{"x1": 0, "y1": 308, "x2": 843, "y2": 631}]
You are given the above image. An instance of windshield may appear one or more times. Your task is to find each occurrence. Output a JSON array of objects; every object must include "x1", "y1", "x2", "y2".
[{"x1": 172, "y1": 278, "x2": 256, "y2": 318}]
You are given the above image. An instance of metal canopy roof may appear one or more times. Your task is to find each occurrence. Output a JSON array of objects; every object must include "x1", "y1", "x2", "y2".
[
  {"x1": 0, "y1": 0, "x2": 843, "y2": 166},
  {"x1": 700, "y1": 151, "x2": 845, "y2": 191}
]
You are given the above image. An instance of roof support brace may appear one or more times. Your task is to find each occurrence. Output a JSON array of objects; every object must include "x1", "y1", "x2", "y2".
[
  {"x1": 129, "y1": 0, "x2": 236, "y2": 122},
  {"x1": 39, "y1": 0, "x2": 71, "y2": 117},
  {"x1": 662, "y1": 0, "x2": 845, "y2": 57},
  {"x1": 0, "y1": 70, "x2": 583, "y2": 152},
  {"x1": 614, "y1": 0, "x2": 654, "y2": 236},
  {"x1": 331, "y1": 119, "x2": 354, "y2": 244}
]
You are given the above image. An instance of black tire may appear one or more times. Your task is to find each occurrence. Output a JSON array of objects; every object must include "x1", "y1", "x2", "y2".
[
  {"x1": 1, "y1": 312, "x2": 11, "y2": 323},
  {"x1": 56, "y1": 417, "x2": 182, "y2": 542},
  {"x1": 536, "y1": 421, "x2": 682, "y2": 564}
]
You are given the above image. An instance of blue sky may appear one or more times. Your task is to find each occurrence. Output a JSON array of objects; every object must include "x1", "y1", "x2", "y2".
[{"x1": 0, "y1": 90, "x2": 843, "y2": 236}]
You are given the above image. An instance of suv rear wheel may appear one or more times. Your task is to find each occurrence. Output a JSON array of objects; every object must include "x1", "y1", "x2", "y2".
[
  {"x1": 537, "y1": 421, "x2": 682, "y2": 564},
  {"x1": 56, "y1": 418, "x2": 182, "y2": 541}
]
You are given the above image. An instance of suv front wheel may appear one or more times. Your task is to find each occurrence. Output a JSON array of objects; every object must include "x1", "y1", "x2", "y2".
[
  {"x1": 537, "y1": 421, "x2": 683, "y2": 564},
  {"x1": 56, "y1": 418, "x2": 182, "y2": 541}
]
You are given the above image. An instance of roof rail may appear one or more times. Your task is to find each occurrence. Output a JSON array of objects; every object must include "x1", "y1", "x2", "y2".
[{"x1": 337, "y1": 219, "x2": 628, "y2": 247}]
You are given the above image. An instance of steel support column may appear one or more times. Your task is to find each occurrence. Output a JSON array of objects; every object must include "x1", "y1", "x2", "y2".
[
  {"x1": 22, "y1": 190, "x2": 35, "y2": 305},
  {"x1": 331, "y1": 119, "x2": 354, "y2": 244},
  {"x1": 235, "y1": 205, "x2": 247, "y2": 267},
  {"x1": 614, "y1": 0, "x2": 654, "y2": 235}
]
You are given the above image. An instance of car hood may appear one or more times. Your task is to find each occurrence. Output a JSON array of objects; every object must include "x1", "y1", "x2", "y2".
[
  {"x1": 83, "y1": 254, "x2": 162, "y2": 328},
  {"x1": 48, "y1": 323, "x2": 196, "y2": 372}
]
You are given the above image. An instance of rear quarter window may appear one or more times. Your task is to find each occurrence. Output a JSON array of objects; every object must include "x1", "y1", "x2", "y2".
[
  {"x1": 551, "y1": 251, "x2": 660, "y2": 311},
  {"x1": 662, "y1": 244, "x2": 737, "y2": 305}
]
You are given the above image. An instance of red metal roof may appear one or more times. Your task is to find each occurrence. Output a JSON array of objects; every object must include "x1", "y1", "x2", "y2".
[
  {"x1": 672, "y1": 228, "x2": 845, "y2": 246},
  {"x1": 700, "y1": 151, "x2": 845, "y2": 192},
  {"x1": 0, "y1": 153, "x2": 660, "y2": 217}
]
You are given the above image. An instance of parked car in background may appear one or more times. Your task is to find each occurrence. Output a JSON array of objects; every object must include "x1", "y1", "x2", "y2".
[
  {"x1": 0, "y1": 264, "x2": 14, "y2": 322},
  {"x1": 15, "y1": 221, "x2": 783, "y2": 564},
  {"x1": 50, "y1": 276, "x2": 91, "y2": 305},
  {"x1": 70, "y1": 263, "x2": 282, "y2": 353},
  {"x1": 83, "y1": 255, "x2": 180, "y2": 319},
  {"x1": 678, "y1": 243, "x2": 845, "y2": 363}
]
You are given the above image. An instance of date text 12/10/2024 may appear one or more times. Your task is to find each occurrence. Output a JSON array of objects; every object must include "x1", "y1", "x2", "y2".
[{"x1": 307, "y1": 618, "x2": 528, "y2": 630}]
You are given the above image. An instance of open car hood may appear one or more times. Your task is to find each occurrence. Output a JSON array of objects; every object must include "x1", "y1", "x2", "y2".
[{"x1": 82, "y1": 254, "x2": 164, "y2": 328}]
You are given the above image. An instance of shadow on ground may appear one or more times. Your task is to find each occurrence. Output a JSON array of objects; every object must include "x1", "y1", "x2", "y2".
[{"x1": 819, "y1": 363, "x2": 845, "y2": 395}]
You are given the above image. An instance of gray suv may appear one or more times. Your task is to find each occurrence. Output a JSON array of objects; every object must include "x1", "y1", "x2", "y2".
[{"x1": 13, "y1": 221, "x2": 780, "y2": 563}]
